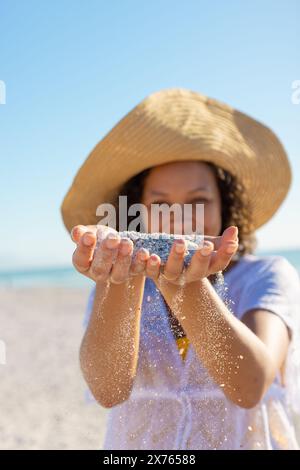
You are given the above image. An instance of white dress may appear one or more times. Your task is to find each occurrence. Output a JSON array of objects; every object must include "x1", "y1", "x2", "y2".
[{"x1": 83, "y1": 254, "x2": 300, "y2": 450}]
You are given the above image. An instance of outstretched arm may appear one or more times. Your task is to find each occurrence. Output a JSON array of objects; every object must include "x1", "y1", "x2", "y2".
[
  {"x1": 154, "y1": 277, "x2": 289, "y2": 409},
  {"x1": 146, "y1": 226, "x2": 289, "y2": 408}
]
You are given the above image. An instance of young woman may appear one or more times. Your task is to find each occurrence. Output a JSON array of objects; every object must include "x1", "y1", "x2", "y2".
[{"x1": 61, "y1": 88, "x2": 300, "y2": 449}]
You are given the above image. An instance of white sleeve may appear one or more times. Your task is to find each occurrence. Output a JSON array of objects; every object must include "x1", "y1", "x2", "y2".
[{"x1": 238, "y1": 256, "x2": 300, "y2": 338}]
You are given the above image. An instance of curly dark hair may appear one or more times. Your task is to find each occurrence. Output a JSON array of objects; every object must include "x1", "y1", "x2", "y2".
[
  {"x1": 111, "y1": 162, "x2": 257, "y2": 258},
  {"x1": 206, "y1": 162, "x2": 257, "y2": 257}
]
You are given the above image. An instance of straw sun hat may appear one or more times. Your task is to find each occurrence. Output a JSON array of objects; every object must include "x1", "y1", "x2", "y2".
[{"x1": 61, "y1": 88, "x2": 291, "y2": 234}]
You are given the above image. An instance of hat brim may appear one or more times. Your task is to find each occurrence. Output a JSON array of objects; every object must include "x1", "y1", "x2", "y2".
[{"x1": 61, "y1": 88, "x2": 291, "y2": 234}]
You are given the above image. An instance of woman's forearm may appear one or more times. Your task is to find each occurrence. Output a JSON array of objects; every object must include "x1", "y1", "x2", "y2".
[
  {"x1": 154, "y1": 277, "x2": 275, "y2": 408},
  {"x1": 80, "y1": 274, "x2": 145, "y2": 408}
]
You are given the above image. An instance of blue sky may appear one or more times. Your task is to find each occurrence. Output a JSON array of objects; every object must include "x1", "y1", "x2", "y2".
[{"x1": 0, "y1": 0, "x2": 299, "y2": 269}]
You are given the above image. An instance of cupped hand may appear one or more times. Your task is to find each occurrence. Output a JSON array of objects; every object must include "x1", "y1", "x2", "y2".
[
  {"x1": 146, "y1": 226, "x2": 239, "y2": 285},
  {"x1": 71, "y1": 224, "x2": 238, "y2": 286},
  {"x1": 71, "y1": 224, "x2": 152, "y2": 283}
]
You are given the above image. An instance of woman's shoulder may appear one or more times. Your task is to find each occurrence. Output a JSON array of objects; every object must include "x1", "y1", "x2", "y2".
[
  {"x1": 225, "y1": 253, "x2": 299, "y2": 283},
  {"x1": 223, "y1": 254, "x2": 300, "y2": 342}
]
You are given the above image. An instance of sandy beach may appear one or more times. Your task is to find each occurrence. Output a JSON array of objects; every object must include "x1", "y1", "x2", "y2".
[{"x1": 0, "y1": 286, "x2": 108, "y2": 450}]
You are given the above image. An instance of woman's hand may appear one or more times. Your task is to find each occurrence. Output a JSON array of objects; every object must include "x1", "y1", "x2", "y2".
[
  {"x1": 71, "y1": 224, "x2": 238, "y2": 285},
  {"x1": 147, "y1": 226, "x2": 239, "y2": 285},
  {"x1": 71, "y1": 224, "x2": 152, "y2": 284}
]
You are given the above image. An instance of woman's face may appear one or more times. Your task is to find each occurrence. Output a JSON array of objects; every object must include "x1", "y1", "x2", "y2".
[{"x1": 141, "y1": 161, "x2": 222, "y2": 236}]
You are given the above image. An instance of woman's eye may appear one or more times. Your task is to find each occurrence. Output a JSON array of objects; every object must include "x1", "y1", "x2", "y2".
[
  {"x1": 149, "y1": 201, "x2": 169, "y2": 205},
  {"x1": 191, "y1": 198, "x2": 209, "y2": 203},
  {"x1": 147, "y1": 198, "x2": 210, "y2": 206}
]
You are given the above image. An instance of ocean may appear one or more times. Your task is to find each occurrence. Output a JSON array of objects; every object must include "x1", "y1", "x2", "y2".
[{"x1": 0, "y1": 249, "x2": 300, "y2": 288}]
